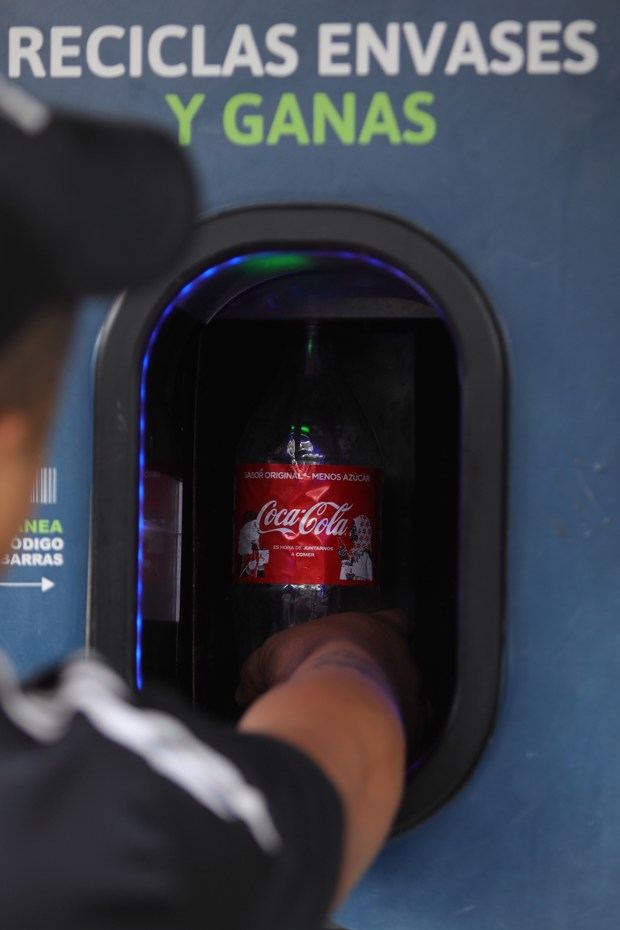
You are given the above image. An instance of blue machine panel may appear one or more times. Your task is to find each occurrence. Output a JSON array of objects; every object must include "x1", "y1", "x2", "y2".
[{"x1": 0, "y1": 3, "x2": 618, "y2": 927}]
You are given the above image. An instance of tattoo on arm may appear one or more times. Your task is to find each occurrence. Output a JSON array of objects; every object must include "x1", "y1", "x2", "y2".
[{"x1": 305, "y1": 649, "x2": 388, "y2": 692}]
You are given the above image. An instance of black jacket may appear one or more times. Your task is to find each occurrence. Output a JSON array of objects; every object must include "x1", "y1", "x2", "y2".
[{"x1": 0, "y1": 655, "x2": 342, "y2": 930}]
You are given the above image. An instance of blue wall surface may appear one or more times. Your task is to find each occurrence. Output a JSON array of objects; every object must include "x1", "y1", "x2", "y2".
[{"x1": 0, "y1": 3, "x2": 618, "y2": 928}]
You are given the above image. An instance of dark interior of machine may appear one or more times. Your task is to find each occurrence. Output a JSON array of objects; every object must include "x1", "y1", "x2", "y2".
[{"x1": 140, "y1": 255, "x2": 460, "y2": 761}]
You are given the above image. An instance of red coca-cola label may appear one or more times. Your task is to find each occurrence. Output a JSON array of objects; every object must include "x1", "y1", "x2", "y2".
[{"x1": 234, "y1": 463, "x2": 380, "y2": 586}]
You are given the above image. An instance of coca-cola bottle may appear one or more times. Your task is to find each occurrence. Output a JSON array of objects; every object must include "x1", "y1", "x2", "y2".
[{"x1": 232, "y1": 321, "x2": 382, "y2": 662}]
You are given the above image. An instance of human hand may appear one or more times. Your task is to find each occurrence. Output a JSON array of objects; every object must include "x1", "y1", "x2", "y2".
[{"x1": 236, "y1": 610, "x2": 426, "y2": 753}]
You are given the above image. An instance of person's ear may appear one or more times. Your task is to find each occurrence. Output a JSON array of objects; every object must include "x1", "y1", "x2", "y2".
[{"x1": 0, "y1": 410, "x2": 40, "y2": 558}]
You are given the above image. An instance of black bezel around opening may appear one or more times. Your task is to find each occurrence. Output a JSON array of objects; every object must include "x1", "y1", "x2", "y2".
[{"x1": 89, "y1": 204, "x2": 506, "y2": 830}]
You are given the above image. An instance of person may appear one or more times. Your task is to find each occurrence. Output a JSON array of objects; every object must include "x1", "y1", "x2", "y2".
[
  {"x1": 0, "y1": 80, "x2": 423, "y2": 930},
  {"x1": 338, "y1": 515, "x2": 374, "y2": 582},
  {"x1": 237, "y1": 510, "x2": 262, "y2": 578}
]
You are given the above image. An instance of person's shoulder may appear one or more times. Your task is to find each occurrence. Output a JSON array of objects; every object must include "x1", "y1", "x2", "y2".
[{"x1": 0, "y1": 652, "x2": 342, "y2": 929}]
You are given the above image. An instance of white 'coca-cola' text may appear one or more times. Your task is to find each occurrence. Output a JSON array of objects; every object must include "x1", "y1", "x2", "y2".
[{"x1": 257, "y1": 499, "x2": 352, "y2": 539}]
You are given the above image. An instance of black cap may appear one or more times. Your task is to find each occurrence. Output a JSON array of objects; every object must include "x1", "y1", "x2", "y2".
[{"x1": 0, "y1": 78, "x2": 196, "y2": 346}]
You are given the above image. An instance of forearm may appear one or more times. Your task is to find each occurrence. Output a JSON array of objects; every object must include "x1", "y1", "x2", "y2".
[{"x1": 238, "y1": 640, "x2": 406, "y2": 904}]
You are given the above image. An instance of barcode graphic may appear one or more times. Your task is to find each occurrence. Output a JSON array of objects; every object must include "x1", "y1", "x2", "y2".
[{"x1": 31, "y1": 467, "x2": 58, "y2": 505}]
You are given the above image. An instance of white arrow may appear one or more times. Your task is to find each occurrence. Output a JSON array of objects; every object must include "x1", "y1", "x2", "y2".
[{"x1": 0, "y1": 576, "x2": 55, "y2": 593}]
